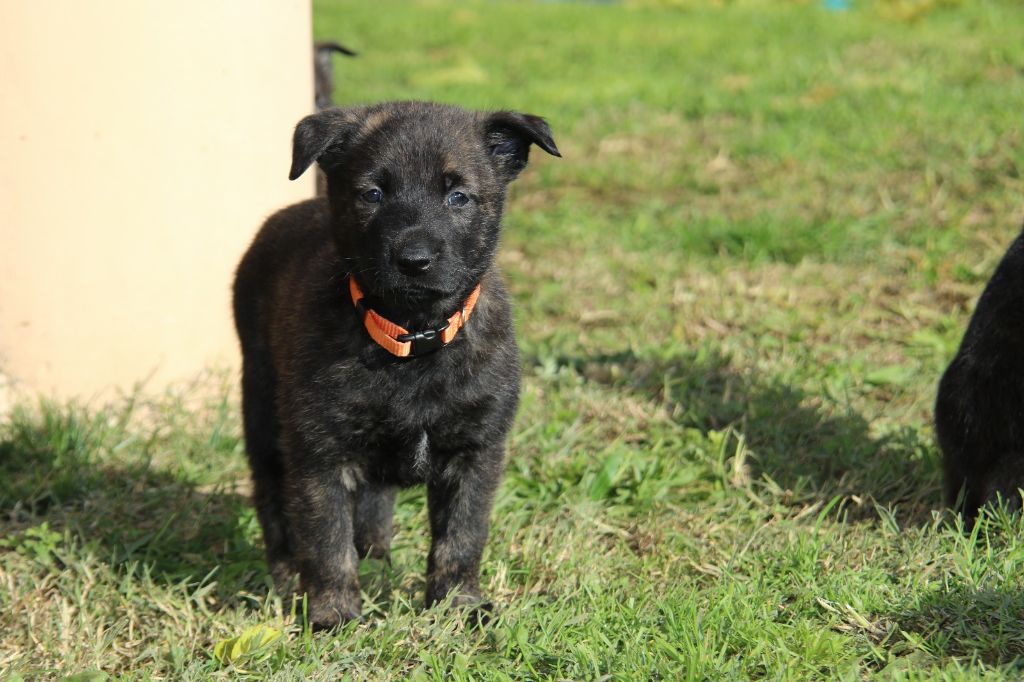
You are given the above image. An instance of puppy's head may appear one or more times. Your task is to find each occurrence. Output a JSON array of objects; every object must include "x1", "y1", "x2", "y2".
[{"x1": 288, "y1": 102, "x2": 559, "y2": 308}]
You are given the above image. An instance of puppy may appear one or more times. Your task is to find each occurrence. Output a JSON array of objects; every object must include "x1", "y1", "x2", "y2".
[
  {"x1": 936, "y1": 225, "x2": 1024, "y2": 522},
  {"x1": 233, "y1": 101, "x2": 559, "y2": 629}
]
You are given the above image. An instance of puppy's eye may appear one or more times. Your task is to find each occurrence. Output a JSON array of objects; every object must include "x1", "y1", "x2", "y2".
[
  {"x1": 360, "y1": 188, "x2": 383, "y2": 204},
  {"x1": 446, "y1": 191, "x2": 469, "y2": 208}
]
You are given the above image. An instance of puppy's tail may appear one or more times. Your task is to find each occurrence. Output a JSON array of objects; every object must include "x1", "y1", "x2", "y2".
[
  {"x1": 314, "y1": 40, "x2": 357, "y2": 111},
  {"x1": 315, "y1": 41, "x2": 357, "y2": 59}
]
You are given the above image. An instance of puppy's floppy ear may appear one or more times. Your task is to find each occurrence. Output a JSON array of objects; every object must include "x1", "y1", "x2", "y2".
[
  {"x1": 485, "y1": 111, "x2": 561, "y2": 181},
  {"x1": 288, "y1": 108, "x2": 360, "y2": 181}
]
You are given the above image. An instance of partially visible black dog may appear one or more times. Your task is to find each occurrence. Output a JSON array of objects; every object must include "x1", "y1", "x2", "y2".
[
  {"x1": 314, "y1": 41, "x2": 356, "y2": 111},
  {"x1": 313, "y1": 41, "x2": 356, "y2": 197},
  {"x1": 936, "y1": 224, "x2": 1024, "y2": 523},
  {"x1": 233, "y1": 101, "x2": 559, "y2": 629}
]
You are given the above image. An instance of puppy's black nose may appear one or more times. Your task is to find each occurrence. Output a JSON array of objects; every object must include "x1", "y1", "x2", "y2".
[{"x1": 395, "y1": 246, "x2": 433, "y2": 276}]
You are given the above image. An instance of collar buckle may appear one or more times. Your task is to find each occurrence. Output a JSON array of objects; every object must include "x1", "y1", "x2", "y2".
[{"x1": 397, "y1": 322, "x2": 450, "y2": 356}]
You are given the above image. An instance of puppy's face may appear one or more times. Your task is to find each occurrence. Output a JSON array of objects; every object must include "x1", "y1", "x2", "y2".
[{"x1": 289, "y1": 102, "x2": 559, "y2": 305}]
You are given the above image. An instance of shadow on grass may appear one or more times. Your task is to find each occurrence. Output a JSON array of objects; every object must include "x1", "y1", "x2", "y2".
[
  {"x1": 896, "y1": 586, "x2": 1024, "y2": 666},
  {"x1": 0, "y1": 399, "x2": 431, "y2": 618},
  {"x1": 541, "y1": 346, "x2": 942, "y2": 523},
  {"x1": 0, "y1": 400, "x2": 266, "y2": 601}
]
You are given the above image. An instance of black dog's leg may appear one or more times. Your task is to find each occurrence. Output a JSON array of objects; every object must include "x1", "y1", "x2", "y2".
[
  {"x1": 944, "y1": 463, "x2": 967, "y2": 512},
  {"x1": 947, "y1": 458, "x2": 1024, "y2": 528},
  {"x1": 354, "y1": 486, "x2": 397, "y2": 561},
  {"x1": 287, "y1": 470, "x2": 361, "y2": 629},
  {"x1": 424, "y1": 450, "x2": 502, "y2": 609},
  {"x1": 976, "y1": 456, "x2": 1024, "y2": 519},
  {"x1": 240, "y1": 355, "x2": 293, "y2": 589}
]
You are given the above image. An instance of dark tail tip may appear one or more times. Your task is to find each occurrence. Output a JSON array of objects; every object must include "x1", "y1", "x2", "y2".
[{"x1": 315, "y1": 40, "x2": 357, "y2": 58}]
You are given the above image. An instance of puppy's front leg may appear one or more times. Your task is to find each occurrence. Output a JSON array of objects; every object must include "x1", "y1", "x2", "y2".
[
  {"x1": 425, "y1": 449, "x2": 503, "y2": 609},
  {"x1": 287, "y1": 469, "x2": 361, "y2": 629}
]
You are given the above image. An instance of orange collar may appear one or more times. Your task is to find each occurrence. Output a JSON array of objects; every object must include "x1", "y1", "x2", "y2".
[{"x1": 348, "y1": 276, "x2": 481, "y2": 357}]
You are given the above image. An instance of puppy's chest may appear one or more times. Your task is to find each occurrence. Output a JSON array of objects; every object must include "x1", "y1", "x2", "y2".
[
  {"x1": 403, "y1": 431, "x2": 431, "y2": 481},
  {"x1": 313, "y1": 362, "x2": 475, "y2": 481},
  {"x1": 366, "y1": 427, "x2": 435, "y2": 486}
]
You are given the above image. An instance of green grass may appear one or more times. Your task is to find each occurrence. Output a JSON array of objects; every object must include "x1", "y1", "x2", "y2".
[{"x1": 3, "y1": 0, "x2": 1024, "y2": 678}]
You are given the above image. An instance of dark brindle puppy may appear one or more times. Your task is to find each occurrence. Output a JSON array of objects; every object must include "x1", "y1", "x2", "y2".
[
  {"x1": 936, "y1": 224, "x2": 1024, "y2": 523},
  {"x1": 233, "y1": 101, "x2": 559, "y2": 629}
]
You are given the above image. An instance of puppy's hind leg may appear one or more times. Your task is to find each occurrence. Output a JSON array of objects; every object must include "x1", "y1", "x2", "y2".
[
  {"x1": 354, "y1": 486, "x2": 397, "y2": 561},
  {"x1": 240, "y1": 354, "x2": 293, "y2": 590}
]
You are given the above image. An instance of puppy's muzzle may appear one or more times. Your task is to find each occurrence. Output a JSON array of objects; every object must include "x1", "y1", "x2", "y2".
[{"x1": 393, "y1": 238, "x2": 438, "y2": 277}]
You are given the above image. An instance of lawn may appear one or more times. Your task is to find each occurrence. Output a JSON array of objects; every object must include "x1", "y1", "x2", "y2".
[{"x1": 3, "y1": 0, "x2": 1024, "y2": 678}]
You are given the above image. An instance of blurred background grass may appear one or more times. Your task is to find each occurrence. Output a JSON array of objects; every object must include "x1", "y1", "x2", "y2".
[{"x1": 2, "y1": 0, "x2": 1024, "y2": 678}]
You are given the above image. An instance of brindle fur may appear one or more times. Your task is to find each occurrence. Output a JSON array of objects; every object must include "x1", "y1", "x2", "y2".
[
  {"x1": 936, "y1": 224, "x2": 1024, "y2": 524},
  {"x1": 233, "y1": 101, "x2": 559, "y2": 629}
]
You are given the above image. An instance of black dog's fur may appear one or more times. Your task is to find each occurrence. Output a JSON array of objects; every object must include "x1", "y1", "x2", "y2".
[
  {"x1": 936, "y1": 225, "x2": 1024, "y2": 523},
  {"x1": 233, "y1": 101, "x2": 559, "y2": 629}
]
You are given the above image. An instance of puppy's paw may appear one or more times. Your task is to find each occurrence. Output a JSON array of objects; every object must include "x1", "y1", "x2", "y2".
[
  {"x1": 448, "y1": 592, "x2": 487, "y2": 609},
  {"x1": 302, "y1": 585, "x2": 362, "y2": 632},
  {"x1": 268, "y1": 558, "x2": 297, "y2": 595},
  {"x1": 426, "y1": 589, "x2": 494, "y2": 626},
  {"x1": 459, "y1": 597, "x2": 495, "y2": 627}
]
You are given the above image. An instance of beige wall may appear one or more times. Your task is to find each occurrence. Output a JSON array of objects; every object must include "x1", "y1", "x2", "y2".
[{"x1": 0, "y1": 1, "x2": 315, "y2": 401}]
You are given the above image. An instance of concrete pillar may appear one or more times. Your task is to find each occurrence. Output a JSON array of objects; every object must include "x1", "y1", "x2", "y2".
[{"x1": 0, "y1": 1, "x2": 315, "y2": 400}]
